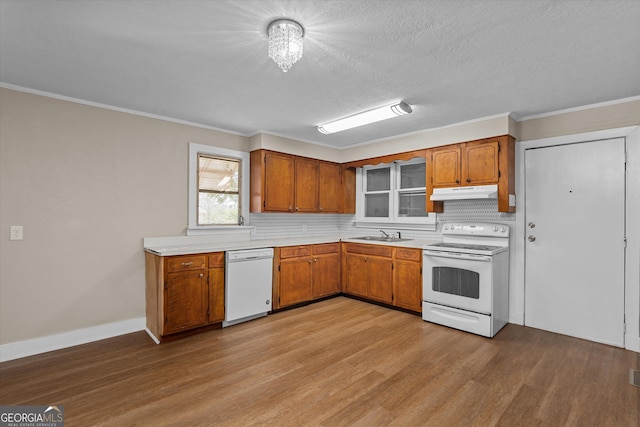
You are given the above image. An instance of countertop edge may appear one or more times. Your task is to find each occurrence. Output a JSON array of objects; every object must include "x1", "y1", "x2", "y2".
[{"x1": 144, "y1": 235, "x2": 439, "y2": 256}]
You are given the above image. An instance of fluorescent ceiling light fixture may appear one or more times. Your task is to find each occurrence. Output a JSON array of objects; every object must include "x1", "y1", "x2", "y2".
[
  {"x1": 267, "y1": 19, "x2": 304, "y2": 72},
  {"x1": 317, "y1": 102, "x2": 412, "y2": 134}
]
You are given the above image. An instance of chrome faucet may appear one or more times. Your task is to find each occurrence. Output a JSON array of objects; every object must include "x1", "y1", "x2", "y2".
[{"x1": 380, "y1": 229, "x2": 390, "y2": 238}]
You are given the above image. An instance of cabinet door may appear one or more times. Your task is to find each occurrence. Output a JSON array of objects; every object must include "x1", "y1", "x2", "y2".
[
  {"x1": 294, "y1": 157, "x2": 319, "y2": 212},
  {"x1": 313, "y1": 253, "x2": 341, "y2": 298},
  {"x1": 264, "y1": 151, "x2": 294, "y2": 212},
  {"x1": 462, "y1": 140, "x2": 499, "y2": 185},
  {"x1": 318, "y1": 162, "x2": 341, "y2": 213},
  {"x1": 393, "y1": 260, "x2": 422, "y2": 312},
  {"x1": 367, "y1": 256, "x2": 393, "y2": 304},
  {"x1": 208, "y1": 267, "x2": 225, "y2": 323},
  {"x1": 164, "y1": 271, "x2": 207, "y2": 334},
  {"x1": 280, "y1": 257, "x2": 313, "y2": 307},
  {"x1": 344, "y1": 254, "x2": 369, "y2": 297},
  {"x1": 431, "y1": 145, "x2": 461, "y2": 187}
]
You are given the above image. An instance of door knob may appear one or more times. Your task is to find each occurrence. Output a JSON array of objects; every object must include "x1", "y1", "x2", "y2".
[
  {"x1": 528, "y1": 222, "x2": 536, "y2": 228},
  {"x1": 528, "y1": 235, "x2": 536, "y2": 242}
]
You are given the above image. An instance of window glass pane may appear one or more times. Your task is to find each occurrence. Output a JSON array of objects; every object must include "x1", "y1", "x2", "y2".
[
  {"x1": 400, "y1": 163, "x2": 426, "y2": 189},
  {"x1": 398, "y1": 192, "x2": 427, "y2": 217},
  {"x1": 199, "y1": 156, "x2": 239, "y2": 192},
  {"x1": 366, "y1": 168, "x2": 390, "y2": 191},
  {"x1": 365, "y1": 193, "x2": 389, "y2": 217},
  {"x1": 198, "y1": 193, "x2": 239, "y2": 225}
]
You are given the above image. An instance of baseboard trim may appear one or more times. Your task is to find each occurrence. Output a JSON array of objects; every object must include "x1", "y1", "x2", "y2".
[
  {"x1": 626, "y1": 334, "x2": 640, "y2": 353},
  {"x1": 0, "y1": 317, "x2": 145, "y2": 362}
]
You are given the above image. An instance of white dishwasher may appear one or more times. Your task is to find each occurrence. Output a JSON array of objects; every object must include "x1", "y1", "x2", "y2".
[{"x1": 224, "y1": 248, "x2": 274, "y2": 327}]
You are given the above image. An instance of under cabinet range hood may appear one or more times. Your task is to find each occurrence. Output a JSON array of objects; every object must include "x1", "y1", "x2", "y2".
[{"x1": 430, "y1": 184, "x2": 498, "y2": 201}]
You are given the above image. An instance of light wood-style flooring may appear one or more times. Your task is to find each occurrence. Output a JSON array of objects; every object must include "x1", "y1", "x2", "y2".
[{"x1": 1, "y1": 297, "x2": 638, "y2": 426}]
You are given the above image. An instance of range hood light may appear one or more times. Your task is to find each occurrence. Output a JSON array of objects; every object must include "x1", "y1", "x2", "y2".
[{"x1": 318, "y1": 102, "x2": 412, "y2": 134}]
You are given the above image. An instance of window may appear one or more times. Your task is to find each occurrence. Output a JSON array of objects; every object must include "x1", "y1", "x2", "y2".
[
  {"x1": 197, "y1": 155, "x2": 240, "y2": 225},
  {"x1": 397, "y1": 161, "x2": 427, "y2": 218},
  {"x1": 356, "y1": 158, "x2": 436, "y2": 228},
  {"x1": 188, "y1": 143, "x2": 249, "y2": 231}
]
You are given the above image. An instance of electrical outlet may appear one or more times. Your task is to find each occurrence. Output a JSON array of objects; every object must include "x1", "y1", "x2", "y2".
[{"x1": 10, "y1": 226, "x2": 23, "y2": 240}]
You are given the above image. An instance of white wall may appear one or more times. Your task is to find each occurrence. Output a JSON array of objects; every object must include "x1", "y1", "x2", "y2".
[{"x1": 0, "y1": 88, "x2": 248, "y2": 347}]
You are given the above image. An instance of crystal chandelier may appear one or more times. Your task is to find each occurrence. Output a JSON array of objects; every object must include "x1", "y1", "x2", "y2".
[{"x1": 267, "y1": 19, "x2": 304, "y2": 72}]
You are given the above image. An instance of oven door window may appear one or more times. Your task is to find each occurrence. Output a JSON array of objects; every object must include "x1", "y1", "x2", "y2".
[{"x1": 432, "y1": 267, "x2": 480, "y2": 299}]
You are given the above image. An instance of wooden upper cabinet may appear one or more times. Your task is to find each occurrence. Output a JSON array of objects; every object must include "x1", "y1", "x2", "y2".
[
  {"x1": 426, "y1": 135, "x2": 515, "y2": 213},
  {"x1": 264, "y1": 151, "x2": 295, "y2": 212},
  {"x1": 318, "y1": 161, "x2": 341, "y2": 213},
  {"x1": 251, "y1": 150, "x2": 294, "y2": 212},
  {"x1": 294, "y1": 157, "x2": 319, "y2": 212},
  {"x1": 430, "y1": 145, "x2": 462, "y2": 187},
  {"x1": 340, "y1": 166, "x2": 356, "y2": 214},
  {"x1": 251, "y1": 149, "x2": 348, "y2": 213},
  {"x1": 429, "y1": 140, "x2": 499, "y2": 188},
  {"x1": 462, "y1": 140, "x2": 499, "y2": 185}
]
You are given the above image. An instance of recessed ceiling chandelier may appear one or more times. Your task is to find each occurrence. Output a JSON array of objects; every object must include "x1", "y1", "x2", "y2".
[{"x1": 267, "y1": 19, "x2": 304, "y2": 72}]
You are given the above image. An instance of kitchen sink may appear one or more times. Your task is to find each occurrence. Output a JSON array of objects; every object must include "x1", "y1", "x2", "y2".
[{"x1": 352, "y1": 236, "x2": 414, "y2": 242}]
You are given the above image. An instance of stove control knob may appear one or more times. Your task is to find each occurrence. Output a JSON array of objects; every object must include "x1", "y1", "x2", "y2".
[
  {"x1": 493, "y1": 226, "x2": 498, "y2": 232},
  {"x1": 501, "y1": 227, "x2": 507, "y2": 232},
  {"x1": 444, "y1": 225, "x2": 449, "y2": 230}
]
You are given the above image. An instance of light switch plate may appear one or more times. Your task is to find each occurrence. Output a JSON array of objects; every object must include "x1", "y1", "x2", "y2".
[{"x1": 10, "y1": 226, "x2": 23, "y2": 240}]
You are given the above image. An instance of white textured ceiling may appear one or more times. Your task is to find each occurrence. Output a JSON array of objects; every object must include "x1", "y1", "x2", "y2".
[{"x1": 1, "y1": 0, "x2": 639, "y2": 148}]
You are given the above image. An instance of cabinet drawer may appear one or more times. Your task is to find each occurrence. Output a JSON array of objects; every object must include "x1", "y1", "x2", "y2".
[
  {"x1": 208, "y1": 252, "x2": 225, "y2": 268},
  {"x1": 312, "y1": 242, "x2": 339, "y2": 255},
  {"x1": 166, "y1": 255, "x2": 206, "y2": 272},
  {"x1": 344, "y1": 243, "x2": 392, "y2": 258},
  {"x1": 394, "y1": 248, "x2": 422, "y2": 262},
  {"x1": 280, "y1": 245, "x2": 312, "y2": 259}
]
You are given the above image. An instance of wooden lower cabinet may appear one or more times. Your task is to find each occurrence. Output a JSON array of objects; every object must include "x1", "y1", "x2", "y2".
[
  {"x1": 280, "y1": 256, "x2": 314, "y2": 306},
  {"x1": 145, "y1": 251, "x2": 225, "y2": 341},
  {"x1": 207, "y1": 253, "x2": 225, "y2": 323},
  {"x1": 368, "y1": 256, "x2": 394, "y2": 304},
  {"x1": 393, "y1": 248, "x2": 423, "y2": 312},
  {"x1": 344, "y1": 253, "x2": 369, "y2": 297},
  {"x1": 164, "y1": 269, "x2": 208, "y2": 334},
  {"x1": 313, "y1": 251, "x2": 341, "y2": 298},
  {"x1": 274, "y1": 243, "x2": 341, "y2": 309},
  {"x1": 342, "y1": 243, "x2": 422, "y2": 313}
]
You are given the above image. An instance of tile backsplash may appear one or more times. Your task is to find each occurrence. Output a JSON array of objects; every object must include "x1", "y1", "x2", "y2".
[{"x1": 249, "y1": 199, "x2": 514, "y2": 241}]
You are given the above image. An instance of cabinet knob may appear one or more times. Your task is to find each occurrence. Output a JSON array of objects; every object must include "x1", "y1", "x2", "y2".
[
  {"x1": 466, "y1": 179, "x2": 471, "y2": 183},
  {"x1": 319, "y1": 207, "x2": 323, "y2": 212},
  {"x1": 456, "y1": 180, "x2": 460, "y2": 184},
  {"x1": 181, "y1": 262, "x2": 193, "y2": 266},
  {"x1": 308, "y1": 259, "x2": 312, "y2": 264}
]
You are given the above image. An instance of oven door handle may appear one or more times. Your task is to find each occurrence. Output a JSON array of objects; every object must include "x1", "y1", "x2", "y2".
[{"x1": 423, "y1": 250, "x2": 493, "y2": 262}]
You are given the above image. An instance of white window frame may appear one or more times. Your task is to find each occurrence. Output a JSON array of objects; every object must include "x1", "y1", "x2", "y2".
[
  {"x1": 188, "y1": 143, "x2": 250, "y2": 234},
  {"x1": 356, "y1": 158, "x2": 436, "y2": 230}
]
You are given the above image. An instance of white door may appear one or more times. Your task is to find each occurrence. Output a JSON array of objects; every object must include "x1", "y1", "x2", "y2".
[{"x1": 524, "y1": 138, "x2": 625, "y2": 347}]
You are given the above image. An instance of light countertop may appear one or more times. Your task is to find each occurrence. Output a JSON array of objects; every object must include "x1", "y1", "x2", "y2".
[{"x1": 144, "y1": 234, "x2": 439, "y2": 256}]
